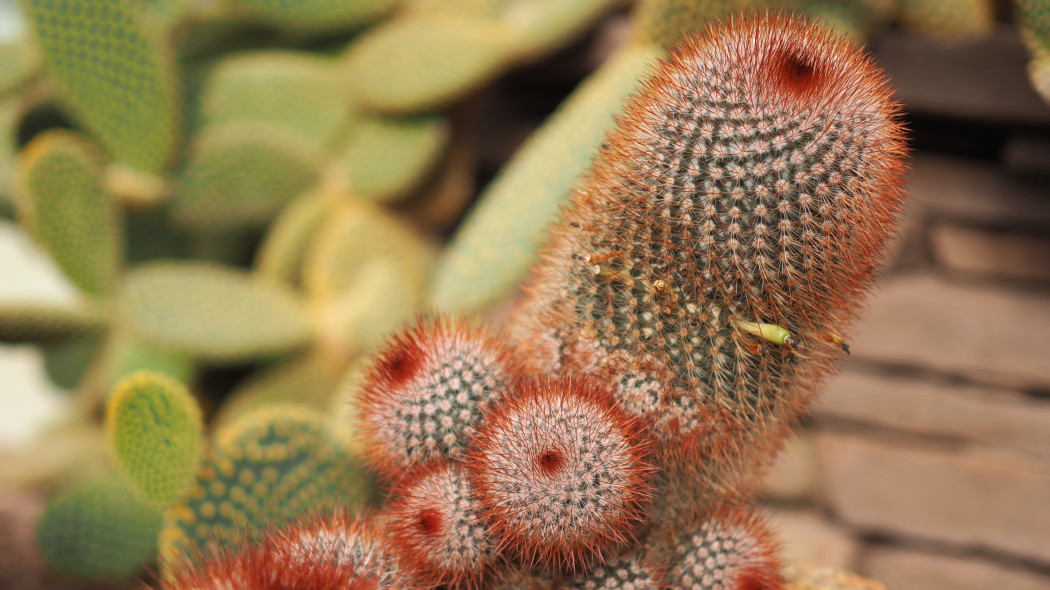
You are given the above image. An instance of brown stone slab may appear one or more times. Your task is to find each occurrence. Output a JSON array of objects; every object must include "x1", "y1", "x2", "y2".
[
  {"x1": 930, "y1": 223, "x2": 1050, "y2": 284},
  {"x1": 764, "y1": 432, "x2": 820, "y2": 501},
  {"x1": 851, "y1": 275, "x2": 1050, "y2": 391},
  {"x1": 873, "y1": 27, "x2": 1050, "y2": 126},
  {"x1": 770, "y1": 509, "x2": 860, "y2": 570},
  {"x1": 816, "y1": 371, "x2": 1050, "y2": 459},
  {"x1": 817, "y1": 432, "x2": 1050, "y2": 564},
  {"x1": 906, "y1": 154, "x2": 1050, "y2": 230},
  {"x1": 860, "y1": 545, "x2": 1050, "y2": 590}
]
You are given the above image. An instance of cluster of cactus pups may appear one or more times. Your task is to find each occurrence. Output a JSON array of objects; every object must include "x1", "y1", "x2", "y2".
[{"x1": 156, "y1": 12, "x2": 906, "y2": 590}]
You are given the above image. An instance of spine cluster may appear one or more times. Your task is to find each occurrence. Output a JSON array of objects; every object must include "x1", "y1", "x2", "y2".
[{"x1": 167, "y1": 13, "x2": 905, "y2": 590}]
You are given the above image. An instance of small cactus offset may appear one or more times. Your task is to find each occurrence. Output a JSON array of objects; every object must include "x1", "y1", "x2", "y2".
[{"x1": 358, "y1": 316, "x2": 519, "y2": 477}]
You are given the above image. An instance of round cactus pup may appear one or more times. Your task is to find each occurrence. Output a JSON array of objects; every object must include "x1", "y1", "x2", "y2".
[
  {"x1": 358, "y1": 316, "x2": 519, "y2": 477},
  {"x1": 466, "y1": 376, "x2": 656, "y2": 573}
]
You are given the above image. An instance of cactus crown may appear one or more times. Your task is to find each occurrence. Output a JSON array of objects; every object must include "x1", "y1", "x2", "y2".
[
  {"x1": 388, "y1": 461, "x2": 495, "y2": 588},
  {"x1": 359, "y1": 317, "x2": 517, "y2": 476},
  {"x1": 467, "y1": 376, "x2": 656, "y2": 572}
]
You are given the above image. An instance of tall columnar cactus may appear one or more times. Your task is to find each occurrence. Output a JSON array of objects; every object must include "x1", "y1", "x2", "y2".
[{"x1": 509, "y1": 13, "x2": 906, "y2": 502}]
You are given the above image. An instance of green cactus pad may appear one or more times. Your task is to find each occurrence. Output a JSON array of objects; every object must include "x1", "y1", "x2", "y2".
[
  {"x1": 0, "y1": 302, "x2": 107, "y2": 343},
  {"x1": 343, "y1": 16, "x2": 513, "y2": 114},
  {"x1": 898, "y1": 0, "x2": 993, "y2": 37},
  {"x1": 158, "y1": 406, "x2": 372, "y2": 570},
  {"x1": 106, "y1": 371, "x2": 204, "y2": 508},
  {"x1": 254, "y1": 190, "x2": 336, "y2": 287},
  {"x1": 104, "y1": 335, "x2": 195, "y2": 394},
  {"x1": 20, "y1": 0, "x2": 179, "y2": 173},
  {"x1": 0, "y1": 99, "x2": 17, "y2": 202},
  {"x1": 632, "y1": 0, "x2": 763, "y2": 46},
  {"x1": 201, "y1": 51, "x2": 355, "y2": 152},
  {"x1": 0, "y1": 36, "x2": 40, "y2": 96},
  {"x1": 431, "y1": 44, "x2": 661, "y2": 314},
  {"x1": 15, "y1": 130, "x2": 122, "y2": 297},
  {"x1": 43, "y1": 335, "x2": 103, "y2": 390},
  {"x1": 328, "y1": 115, "x2": 449, "y2": 202},
  {"x1": 303, "y1": 201, "x2": 436, "y2": 304},
  {"x1": 316, "y1": 260, "x2": 421, "y2": 357},
  {"x1": 36, "y1": 477, "x2": 163, "y2": 580},
  {"x1": 213, "y1": 353, "x2": 344, "y2": 429},
  {"x1": 120, "y1": 262, "x2": 312, "y2": 364},
  {"x1": 411, "y1": 0, "x2": 618, "y2": 59},
  {"x1": 794, "y1": 0, "x2": 871, "y2": 40},
  {"x1": 1019, "y1": 0, "x2": 1050, "y2": 44},
  {"x1": 172, "y1": 122, "x2": 322, "y2": 232},
  {"x1": 227, "y1": 0, "x2": 398, "y2": 32},
  {"x1": 502, "y1": 0, "x2": 620, "y2": 61}
]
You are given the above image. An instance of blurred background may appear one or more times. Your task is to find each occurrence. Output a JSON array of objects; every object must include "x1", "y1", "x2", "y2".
[{"x1": 1, "y1": 1, "x2": 1048, "y2": 589}]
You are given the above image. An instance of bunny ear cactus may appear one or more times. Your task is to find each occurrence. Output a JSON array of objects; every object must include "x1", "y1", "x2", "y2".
[
  {"x1": 172, "y1": 122, "x2": 323, "y2": 232},
  {"x1": 1019, "y1": 0, "x2": 1050, "y2": 103},
  {"x1": 343, "y1": 16, "x2": 514, "y2": 114},
  {"x1": 431, "y1": 43, "x2": 662, "y2": 314},
  {"x1": 19, "y1": 0, "x2": 180, "y2": 175},
  {"x1": 120, "y1": 261, "x2": 313, "y2": 364},
  {"x1": 327, "y1": 115, "x2": 450, "y2": 203},
  {"x1": 159, "y1": 406, "x2": 373, "y2": 575},
  {"x1": 226, "y1": 0, "x2": 400, "y2": 33},
  {"x1": 106, "y1": 371, "x2": 204, "y2": 508},
  {"x1": 36, "y1": 477, "x2": 164, "y2": 581},
  {"x1": 14, "y1": 129, "x2": 122, "y2": 297},
  {"x1": 0, "y1": 302, "x2": 106, "y2": 343},
  {"x1": 897, "y1": 0, "x2": 994, "y2": 37},
  {"x1": 508, "y1": 13, "x2": 907, "y2": 503}
]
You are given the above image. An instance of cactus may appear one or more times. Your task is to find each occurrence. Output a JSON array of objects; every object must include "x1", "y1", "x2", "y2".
[
  {"x1": 172, "y1": 122, "x2": 322, "y2": 232},
  {"x1": 254, "y1": 190, "x2": 337, "y2": 287},
  {"x1": 163, "y1": 509, "x2": 403, "y2": 590},
  {"x1": 432, "y1": 44, "x2": 663, "y2": 314},
  {"x1": 359, "y1": 317, "x2": 518, "y2": 477},
  {"x1": 36, "y1": 477, "x2": 164, "y2": 580},
  {"x1": 1019, "y1": 0, "x2": 1050, "y2": 104},
  {"x1": 508, "y1": 13, "x2": 906, "y2": 500},
  {"x1": 0, "y1": 302, "x2": 106, "y2": 343},
  {"x1": 19, "y1": 0, "x2": 179, "y2": 174},
  {"x1": 327, "y1": 115, "x2": 450, "y2": 203},
  {"x1": 159, "y1": 406, "x2": 371, "y2": 570},
  {"x1": 466, "y1": 376, "x2": 656, "y2": 573},
  {"x1": 120, "y1": 261, "x2": 312, "y2": 363},
  {"x1": 225, "y1": 0, "x2": 399, "y2": 33},
  {"x1": 561, "y1": 548, "x2": 665, "y2": 590},
  {"x1": 897, "y1": 0, "x2": 994, "y2": 37},
  {"x1": 199, "y1": 50, "x2": 357, "y2": 152},
  {"x1": 664, "y1": 507, "x2": 783, "y2": 590},
  {"x1": 387, "y1": 461, "x2": 494, "y2": 588},
  {"x1": 14, "y1": 130, "x2": 122, "y2": 296},
  {"x1": 106, "y1": 371, "x2": 204, "y2": 507},
  {"x1": 343, "y1": 16, "x2": 514, "y2": 114}
]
